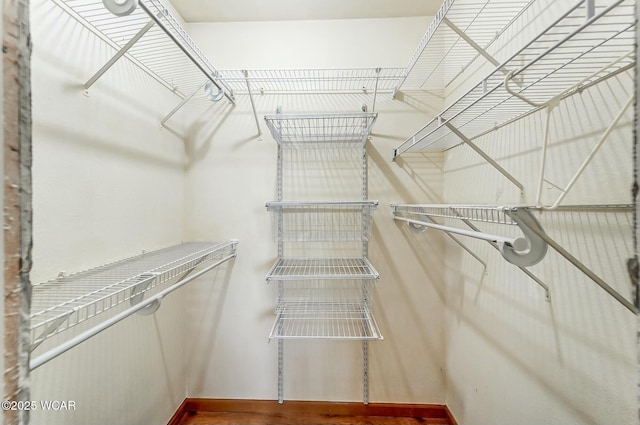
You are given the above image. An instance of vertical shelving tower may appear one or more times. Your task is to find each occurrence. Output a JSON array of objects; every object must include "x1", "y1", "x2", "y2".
[{"x1": 264, "y1": 112, "x2": 382, "y2": 403}]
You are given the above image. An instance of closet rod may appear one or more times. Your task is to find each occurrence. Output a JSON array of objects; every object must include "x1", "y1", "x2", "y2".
[
  {"x1": 136, "y1": 0, "x2": 235, "y2": 104},
  {"x1": 29, "y1": 251, "x2": 236, "y2": 371},
  {"x1": 394, "y1": 216, "x2": 519, "y2": 247}
]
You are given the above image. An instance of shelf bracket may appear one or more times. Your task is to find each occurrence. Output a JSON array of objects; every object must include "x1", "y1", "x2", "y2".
[
  {"x1": 460, "y1": 218, "x2": 551, "y2": 302},
  {"x1": 161, "y1": 81, "x2": 208, "y2": 127},
  {"x1": 445, "y1": 122, "x2": 525, "y2": 195},
  {"x1": 443, "y1": 18, "x2": 510, "y2": 78},
  {"x1": 84, "y1": 19, "x2": 156, "y2": 91},
  {"x1": 244, "y1": 70, "x2": 262, "y2": 140},
  {"x1": 522, "y1": 217, "x2": 638, "y2": 314}
]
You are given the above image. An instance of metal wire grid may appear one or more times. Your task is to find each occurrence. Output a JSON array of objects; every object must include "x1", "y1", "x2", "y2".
[
  {"x1": 392, "y1": 204, "x2": 520, "y2": 225},
  {"x1": 266, "y1": 258, "x2": 379, "y2": 281},
  {"x1": 396, "y1": 0, "x2": 535, "y2": 92},
  {"x1": 266, "y1": 201, "x2": 377, "y2": 242},
  {"x1": 30, "y1": 241, "x2": 236, "y2": 347},
  {"x1": 264, "y1": 113, "x2": 378, "y2": 146},
  {"x1": 394, "y1": 0, "x2": 635, "y2": 155},
  {"x1": 217, "y1": 68, "x2": 405, "y2": 95},
  {"x1": 269, "y1": 282, "x2": 381, "y2": 339},
  {"x1": 53, "y1": 0, "x2": 233, "y2": 99}
]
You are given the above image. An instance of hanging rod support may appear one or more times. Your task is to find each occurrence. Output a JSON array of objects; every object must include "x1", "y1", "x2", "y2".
[
  {"x1": 29, "y1": 251, "x2": 237, "y2": 371},
  {"x1": 525, "y1": 221, "x2": 637, "y2": 314},
  {"x1": 372, "y1": 67, "x2": 381, "y2": 112},
  {"x1": 445, "y1": 122, "x2": 525, "y2": 194},
  {"x1": 161, "y1": 81, "x2": 207, "y2": 127},
  {"x1": 84, "y1": 19, "x2": 155, "y2": 90},
  {"x1": 461, "y1": 218, "x2": 551, "y2": 302},
  {"x1": 243, "y1": 70, "x2": 262, "y2": 139},
  {"x1": 137, "y1": 1, "x2": 235, "y2": 105}
]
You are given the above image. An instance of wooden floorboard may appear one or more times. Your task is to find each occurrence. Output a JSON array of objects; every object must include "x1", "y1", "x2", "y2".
[
  {"x1": 177, "y1": 411, "x2": 449, "y2": 424},
  {"x1": 169, "y1": 399, "x2": 456, "y2": 425}
]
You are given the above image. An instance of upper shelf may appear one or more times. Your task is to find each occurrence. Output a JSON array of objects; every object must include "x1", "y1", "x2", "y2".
[
  {"x1": 30, "y1": 241, "x2": 237, "y2": 352},
  {"x1": 393, "y1": 0, "x2": 635, "y2": 157},
  {"x1": 218, "y1": 68, "x2": 405, "y2": 95},
  {"x1": 53, "y1": 0, "x2": 234, "y2": 102},
  {"x1": 394, "y1": 0, "x2": 535, "y2": 94},
  {"x1": 264, "y1": 113, "x2": 378, "y2": 147}
]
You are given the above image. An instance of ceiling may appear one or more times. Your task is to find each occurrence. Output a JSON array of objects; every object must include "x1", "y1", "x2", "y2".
[{"x1": 168, "y1": 0, "x2": 442, "y2": 23}]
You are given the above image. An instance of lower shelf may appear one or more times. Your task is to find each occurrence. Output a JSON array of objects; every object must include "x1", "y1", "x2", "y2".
[
  {"x1": 30, "y1": 241, "x2": 237, "y2": 350},
  {"x1": 269, "y1": 301, "x2": 382, "y2": 340}
]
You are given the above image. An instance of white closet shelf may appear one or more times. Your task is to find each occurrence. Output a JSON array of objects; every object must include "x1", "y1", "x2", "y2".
[
  {"x1": 392, "y1": 203, "x2": 636, "y2": 314},
  {"x1": 53, "y1": 0, "x2": 234, "y2": 106},
  {"x1": 266, "y1": 201, "x2": 378, "y2": 242},
  {"x1": 264, "y1": 113, "x2": 378, "y2": 147},
  {"x1": 30, "y1": 241, "x2": 237, "y2": 351},
  {"x1": 269, "y1": 301, "x2": 382, "y2": 340},
  {"x1": 266, "y1": 258, "x2": 379, "y2": 281},
  {"x1": 395, "y1": 0, "x2": 534, "y2": 93},
  {"x1": 393, "y1": 0, "x2": 635, "y2": 158},
  {"x1": 218, "y1": 68, "x2": 404, "y2": 95}
]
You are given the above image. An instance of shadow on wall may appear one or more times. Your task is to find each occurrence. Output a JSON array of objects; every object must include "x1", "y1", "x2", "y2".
[{"x1": 185, "y1": 261, "x2": 237, "y2": 394}]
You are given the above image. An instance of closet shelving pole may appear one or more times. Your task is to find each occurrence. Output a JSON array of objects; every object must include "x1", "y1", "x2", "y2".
[
  {"x1": 392, "y1": 204, "x2": 637, "y2": 313},
  {"x1": 29, "y1": 240, "x2": 238, "y2": 370},
  {"x1": 264, "y1": 112, "x2": 382, "y2": 404},
  {"x1": 51, "y1": 0, "x2": 235, "y2": 125},
  {"x1": 392, "y1": 0, "x2": 635, "y2": 159}
]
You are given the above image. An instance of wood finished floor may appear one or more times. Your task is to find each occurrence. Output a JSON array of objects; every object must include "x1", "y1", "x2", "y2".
[
  {"x1": 176, "y1": 411, "x2": 451, "y2": 425},
  {"x1": 170, "y1": 399, "x2": 455, "y2": 425}
]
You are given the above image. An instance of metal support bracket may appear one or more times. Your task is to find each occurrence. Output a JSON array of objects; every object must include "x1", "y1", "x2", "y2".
[
  {"x1": 84, "y1": 19, "x2": 155, "y2": 91},
  {"x1": 445, "y1": 122, "x2": 525, "y2": 195},
  {"x1": 244, "y1": 70, "x2": 262, "y2": 140},
  {"x1": 461, "y1": 218, "x2": 551, "y2": 302},
  {"x1": 161, "y1": 81, "x2": 207, "y2": 127}
]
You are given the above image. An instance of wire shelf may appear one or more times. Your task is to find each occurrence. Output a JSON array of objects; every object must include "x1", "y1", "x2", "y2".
[
  {"x1": 270, "y1": 281, "x2": 380, "y2": 340},
  {"x1": 30, "y1": 241, "x2": 237, "y2": 349},
  {"x1": 266, "y1": 258, "x2": 379, "y2": 281},
  {"x1": 218, "y1": 68, "x2": 405, "y2": 95},
  {"x1": 269, "y1": 302, "x2": 381, "y2": 340},
  {"x1": 396, "y1": 0, "x2": 535, "y2": 92},
  {"x1": 52, "y1": 0, "x2": 233, "y2": 100},
  {"x1": 264, "y1": 113, "x2": 378, "y2": 147},
  {"x1": 392, "y1": 203, "x2": 520, "y2": 225},
  {"x1": 394, "y1": 0, "x2": 635, "y2": 156},
  {"x1": 266, "y1": 201, "x2": 378, "y2": 242}
]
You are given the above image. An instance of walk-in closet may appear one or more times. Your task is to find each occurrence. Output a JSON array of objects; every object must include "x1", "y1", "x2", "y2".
[{"x1": 1, "y1": 0, "x2": 637, "y2": 424}]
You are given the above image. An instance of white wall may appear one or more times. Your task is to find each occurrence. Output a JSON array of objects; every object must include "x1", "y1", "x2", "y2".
[
  {"x1": 433, "y1": 2, "x2": 637, "y2": 424},
  {"x1": 182, "y1": 16, "x2": 450, "y2": 404},
  {"x1": 29, "y1": 0, "x2": 193, "y2": 423}
]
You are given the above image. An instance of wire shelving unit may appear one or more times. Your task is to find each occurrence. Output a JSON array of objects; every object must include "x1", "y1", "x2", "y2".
[
  {"x1": 269, "y1": 281, "x2": 381, "y2": 340},
  {"x1": 266, "y1": 201, "x2": 378, "y2": 242},
  {"x1": 393, "y1": 0, "x2": 635, "y2": 157},
  {"x1": 391, "y1": 203, "x2": 636, "y2": 313},
  {"x1": 265, "y1": 112, "x2": 381, "y2": 404},
  {"x1": 266, "y1": 258, "x2": 379, "y2": 281},
  {"x1": 50, "y1": 0, "x2": 235, "y2": 125},
  {"x1": 394, "y1": 0, "x2": 535, "y2": 94},
  {"x1": 219, "y1": 68, "x2": 405, "y2": 95},
  {"x1": 30, "y1": 240, "x2": 238, "y2": 370},
  {"x1": 264, "y1": 113, "x2": 378, "y2": 147}
]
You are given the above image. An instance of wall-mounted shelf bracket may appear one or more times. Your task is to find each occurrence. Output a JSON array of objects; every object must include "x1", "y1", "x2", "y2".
[
  {"x1": 84, "y1": 19, "x2": 155, "y2": 91},
  {"x1": 244, "y1": 70, "x2": 262, "y2": 140},
  {"x1": 445, "y1": 122, "x2": 525, "y2": 195}
]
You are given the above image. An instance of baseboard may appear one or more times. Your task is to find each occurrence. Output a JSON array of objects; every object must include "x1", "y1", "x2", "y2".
[{"x1": 168, "y1": 398, "x2": 457, "y2": 425}]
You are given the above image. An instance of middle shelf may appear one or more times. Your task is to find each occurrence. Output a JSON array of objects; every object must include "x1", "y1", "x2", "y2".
[{"x1": 266, "y1": 258, "x2": 379, "y2": 281}]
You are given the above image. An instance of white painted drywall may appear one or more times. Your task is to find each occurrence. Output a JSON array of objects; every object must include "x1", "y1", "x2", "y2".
[
  {"x1": 436, "y1": 2, "x2": 638, "y2": 424},
  {"x1": 28, "y1": 0, "x2": 193, "y2": 424},
  {"x1": 181, "y1": 16, "x2": 449, "y2": 403}
]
